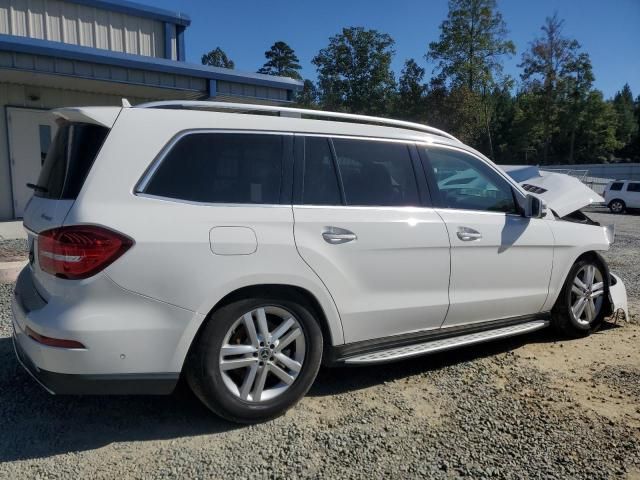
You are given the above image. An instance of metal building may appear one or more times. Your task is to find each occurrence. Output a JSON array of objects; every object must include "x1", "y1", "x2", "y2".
[{"x1": 0, "y1": 0, "x2": 302, "y2": 220}]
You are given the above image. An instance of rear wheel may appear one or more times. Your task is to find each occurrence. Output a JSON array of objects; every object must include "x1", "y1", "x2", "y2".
[
  {"x1": 186, "y1": 297, "x2": 322, "y2": 423},
  {"x1": 609, "y1": 199, "x2": 625, "y2": 214},
  {"x1": 552, "y1": 258, "x2": 607, "y2": 337}
]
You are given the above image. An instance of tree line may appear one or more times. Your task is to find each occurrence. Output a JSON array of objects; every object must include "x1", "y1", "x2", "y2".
[{"x1": 201, "y1": 0, "x2": 639, "y2": 165}]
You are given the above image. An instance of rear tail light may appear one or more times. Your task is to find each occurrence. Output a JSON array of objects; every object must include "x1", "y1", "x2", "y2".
[{"x1": 38, "y1": 225, "x2": 133, "y2": 280}]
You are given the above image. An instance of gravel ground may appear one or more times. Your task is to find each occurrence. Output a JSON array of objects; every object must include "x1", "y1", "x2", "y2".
[
  {"x1": 0, "y1": 210, "x2": 638, "y2": 479},
  {"x1": 0, "y1": 239, "x2": 27, "y2": 263}
]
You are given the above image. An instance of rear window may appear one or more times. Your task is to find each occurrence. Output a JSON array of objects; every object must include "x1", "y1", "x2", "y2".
[
  {"x1": 36, "y1": 121, "x2": 109, "y2": 199},
  {"x1": 143, "y1": 133, "x2": 284, "y2": 204},
  {"x1": 626, "y1": 183, "x2": 640, "y2": 192},
  {"x1": 609, "y1": 182, "x2": 624, "y2": 191}
]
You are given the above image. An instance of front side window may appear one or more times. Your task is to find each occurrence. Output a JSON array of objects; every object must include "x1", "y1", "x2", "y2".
[
  {"x1": 609, "y1": 182, "x2": 624, "y2": 191},
  {"x1": 143, "y1": 133, "x2": 284, "y2": 204},
  {"x1": 626, "y1": 182, "x2": 640, "y2": 192},
  {"x1": 332, "y1": 138, "x2": 420, "y2": 207},
  {"x1": 424, "y1": 147, "x2": 518, "y2": 214}
]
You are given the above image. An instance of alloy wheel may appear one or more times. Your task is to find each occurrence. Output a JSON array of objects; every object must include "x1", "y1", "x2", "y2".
[
  {"x1": 218, "y1": 306, "x2": 306, "y2": 403},
  {"x1": 610, "y1": 201, "x2": 624, "y2": 213},
  {"x1": 570, "y1": 264, "x2": 605, "y2": 327}
]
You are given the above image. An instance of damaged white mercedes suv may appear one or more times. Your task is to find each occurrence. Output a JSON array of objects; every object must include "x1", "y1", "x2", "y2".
[{"x1": 12, "y1": 101, "x2": 628, "y2": 423}]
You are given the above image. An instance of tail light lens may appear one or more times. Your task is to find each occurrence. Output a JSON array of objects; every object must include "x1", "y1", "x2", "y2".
[{"x1": 38, "y1": 225, "x2": 133, "y2": 280}]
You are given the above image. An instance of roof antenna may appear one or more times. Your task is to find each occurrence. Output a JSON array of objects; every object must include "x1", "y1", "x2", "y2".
[{"x1": 121, "y1": 98, "x2": 131, "y2": 108}]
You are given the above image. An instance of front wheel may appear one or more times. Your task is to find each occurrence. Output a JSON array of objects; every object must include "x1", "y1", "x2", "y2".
[
  {"x1": 186, "y1": 297, "x2": 323, "y2": 423},
  {"x1": 552, "y1": 258, "x2": 607, "y2": 338}
]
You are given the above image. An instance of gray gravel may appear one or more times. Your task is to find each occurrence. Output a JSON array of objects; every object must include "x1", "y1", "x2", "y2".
[
  {"x1": 0, "y1": 238, "x2": 27, "y2": 262},
  {"x1": 0, "y1": 210, "x2": 638, "y2": 479}
]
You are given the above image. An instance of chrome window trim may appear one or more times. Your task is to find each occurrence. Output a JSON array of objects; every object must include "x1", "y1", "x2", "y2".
[
  {"x1": 292, "y1": 204, "x2": 435, "y2": 212},
  {"x1": 135, "y1": 192, "x2": 291, "y2": 209}
]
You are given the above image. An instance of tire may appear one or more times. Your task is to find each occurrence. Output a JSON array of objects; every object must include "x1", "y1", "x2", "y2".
[
  {"x1": 186, "y1": 296, "x2": 323, "y2": 423},
  {"x1": 608, "y1": 199, "x2": 625, "y2": 214},
  {"x1": 552, "y1": 257, "x2": 608, "y2": 338}
]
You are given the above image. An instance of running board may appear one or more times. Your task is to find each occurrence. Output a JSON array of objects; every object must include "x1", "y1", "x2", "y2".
[{"x1": 343, "y1": 319, "x2": 549, "y2": 365}]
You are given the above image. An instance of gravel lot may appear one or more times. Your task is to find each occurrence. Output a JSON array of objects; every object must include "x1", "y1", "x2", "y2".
[{"x1": 0, "y1": 210, "x2": 639, "y2": 479}]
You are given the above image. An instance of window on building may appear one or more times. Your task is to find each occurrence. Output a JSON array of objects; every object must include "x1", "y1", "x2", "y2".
[
  {"x1": 144, "y1": 133, "x2": 284, "y2": 204},
  {"x1": 332, "y1": 138, "x2": 420, "y2": 207}
]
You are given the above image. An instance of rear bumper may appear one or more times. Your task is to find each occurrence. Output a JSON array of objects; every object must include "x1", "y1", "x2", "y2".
[
  {"x1": 11, "y1": 266, "x2": 192, "y2": 394},
  {"x1": 12, "y1": 332, "x2": 177, "y2": 395}
]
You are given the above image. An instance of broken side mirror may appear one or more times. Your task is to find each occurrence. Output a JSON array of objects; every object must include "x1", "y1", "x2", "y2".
[{"x1": 525, "y1": 194, "x2": 547, "y2": 218}]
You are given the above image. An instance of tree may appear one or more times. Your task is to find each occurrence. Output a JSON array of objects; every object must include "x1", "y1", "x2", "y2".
[
  {"x1": 612, "y1": 84, "x2": 638, "y2": 147},
  {"x1": 312, "y1": 27, "x2": 396, "y2": 115},
  {"x1": 201, "y1": 47, "x2": 235, "y2": 69},
  {"x1": 257, "y1": 41, "x2": 302, "y2": 80},
  {"x1": 427, "y1": 0, "x2": 515, "y2": 91},
  {"x1": 426, "y1": 0, "x2": 515, "y2": 158},
  {"x1": 519, "y1": 14, "x2": 588, "y2": 163},
  {"x1": 395, "y1": 59, "x2": 427, "y2": 121},
  {"x1": 296, "y1": 79, "x2": 319, "y2": 108}
]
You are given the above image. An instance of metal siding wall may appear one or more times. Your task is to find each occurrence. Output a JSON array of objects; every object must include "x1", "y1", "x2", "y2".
[{"x1": 0, "y1": 0, "x2": 166, "y2": 58}]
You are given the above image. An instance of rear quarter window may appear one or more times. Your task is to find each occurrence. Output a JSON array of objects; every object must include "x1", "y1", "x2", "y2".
[
  {"x1": 609, "y1": 182, "x2": 624, "y2": 191},
  {"x1": 142, "y1": 133, "x2": 285, "y2": 204},
  {"x1": 36, "y1": 121, "x2": 109, "y2": 200}
]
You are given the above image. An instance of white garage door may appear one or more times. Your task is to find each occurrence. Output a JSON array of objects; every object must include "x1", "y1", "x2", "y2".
[{"x1": 7, "y1": 107, "x2": 58, "y2": 218}]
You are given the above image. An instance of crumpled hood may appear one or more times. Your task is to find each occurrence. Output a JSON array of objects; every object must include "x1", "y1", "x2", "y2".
[{"x1": 501, "y1": 165, "x2": 604, "y2": 217}]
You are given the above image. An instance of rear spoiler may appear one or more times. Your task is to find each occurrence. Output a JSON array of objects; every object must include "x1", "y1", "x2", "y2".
[{"x1": 50, "y1": 106, "x2": 123, "y2": 128}]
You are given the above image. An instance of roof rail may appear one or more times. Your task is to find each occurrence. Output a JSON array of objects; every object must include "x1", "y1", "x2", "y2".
[{"x1": 135, "y1": 100, "x2": 460, "y2": 142}]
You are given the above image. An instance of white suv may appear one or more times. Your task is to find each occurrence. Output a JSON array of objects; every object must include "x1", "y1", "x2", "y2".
[
  {"x1": 604, "y1": 180, "x2": 640, "y2": 213},
  {"x1": 12, "y1": 102, "x2": 628, "y2": 423}
]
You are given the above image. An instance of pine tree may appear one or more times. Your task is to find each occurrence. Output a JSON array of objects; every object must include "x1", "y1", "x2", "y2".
[{"x1": 258, "y1": 41, "x2": 303, "y2": 80}]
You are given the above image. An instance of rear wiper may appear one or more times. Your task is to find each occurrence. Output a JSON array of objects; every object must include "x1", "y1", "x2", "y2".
[{"x1": 26, "y1": 183, "x2": 48, "y2": 193}]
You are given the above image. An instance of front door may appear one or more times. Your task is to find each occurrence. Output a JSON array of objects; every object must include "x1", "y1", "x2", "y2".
[
  {"x1": 293, "y1": 136, "x2": 451, "y2": 343},
  {"x1": 420, "y1": 145, "x2": 554, "y2": 327},
  {"x1": 7, "y1": 107, "x2": 58, "y2": 217}
]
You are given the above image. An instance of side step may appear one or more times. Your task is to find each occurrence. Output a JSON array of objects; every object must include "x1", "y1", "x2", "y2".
[{"x1": 343, "y1": 319, "x2": 549, "y2": 365}]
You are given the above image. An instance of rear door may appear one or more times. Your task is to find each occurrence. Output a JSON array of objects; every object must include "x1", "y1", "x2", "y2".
[
  {"x1": 625, "y1": 182, "x2": 640, "y2": 208},
  {"x1": 6, "y1": 107, "x2": 59, "y2": 217},
  {"x1": 420, "y1": 145, "x2": 554, "y2": 327},
  {"x1": 292, "y1": 136, "x2": 451, "y2": 344}
]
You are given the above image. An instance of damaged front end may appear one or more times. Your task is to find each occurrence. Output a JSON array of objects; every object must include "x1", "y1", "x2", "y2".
[{"x1": 503, "y1": 165, "x2": 629, "y2": 322}]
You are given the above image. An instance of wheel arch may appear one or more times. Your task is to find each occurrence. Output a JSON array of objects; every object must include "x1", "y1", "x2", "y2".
[
  {"x1": 547, "y1": 250, "x2": 613, "y2": 316},
  {"x1": 179, "y1": 283, "x2": 341, "y2": 372},
  {"x1": 608, "y1": 198, "x2": 626, "y2": 209}
]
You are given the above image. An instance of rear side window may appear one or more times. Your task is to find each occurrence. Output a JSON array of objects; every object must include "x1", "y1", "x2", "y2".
[
  {"x1": 332, "y1": 138, "x2": 420, "y2": 207},
  {"x1": 302, "y1": 137, "x2": 341, "y2": 205},
  {"x1": 36, "y1": 121, "x2": 109, "y2": 199},
  {"x1": 626, "y1": 183, "x2": 640, "y2": 192},
  {"x1": 609, "y1": 182, "x2": 624, "y2": 191},
  {"x1": 143, "y1": 133, "x2": 284, "y2": 204}
]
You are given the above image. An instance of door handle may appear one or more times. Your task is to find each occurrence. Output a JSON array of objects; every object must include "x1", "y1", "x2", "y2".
[
  {"x1": 457, "y1": 227, "x2": 482, "y2": 241},
  {"x1": 322, "y1": 227, "x2": 357, "y2": 245}
]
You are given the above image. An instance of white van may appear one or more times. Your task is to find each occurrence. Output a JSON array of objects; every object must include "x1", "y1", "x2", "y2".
[{"x1": 11, "y1": 101, "x2": 628, "y2": 422}]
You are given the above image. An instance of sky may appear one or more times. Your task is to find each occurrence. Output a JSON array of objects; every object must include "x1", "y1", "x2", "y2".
[{"x1": 151, "y1": 0, "x2": 640, "y2": 99}]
